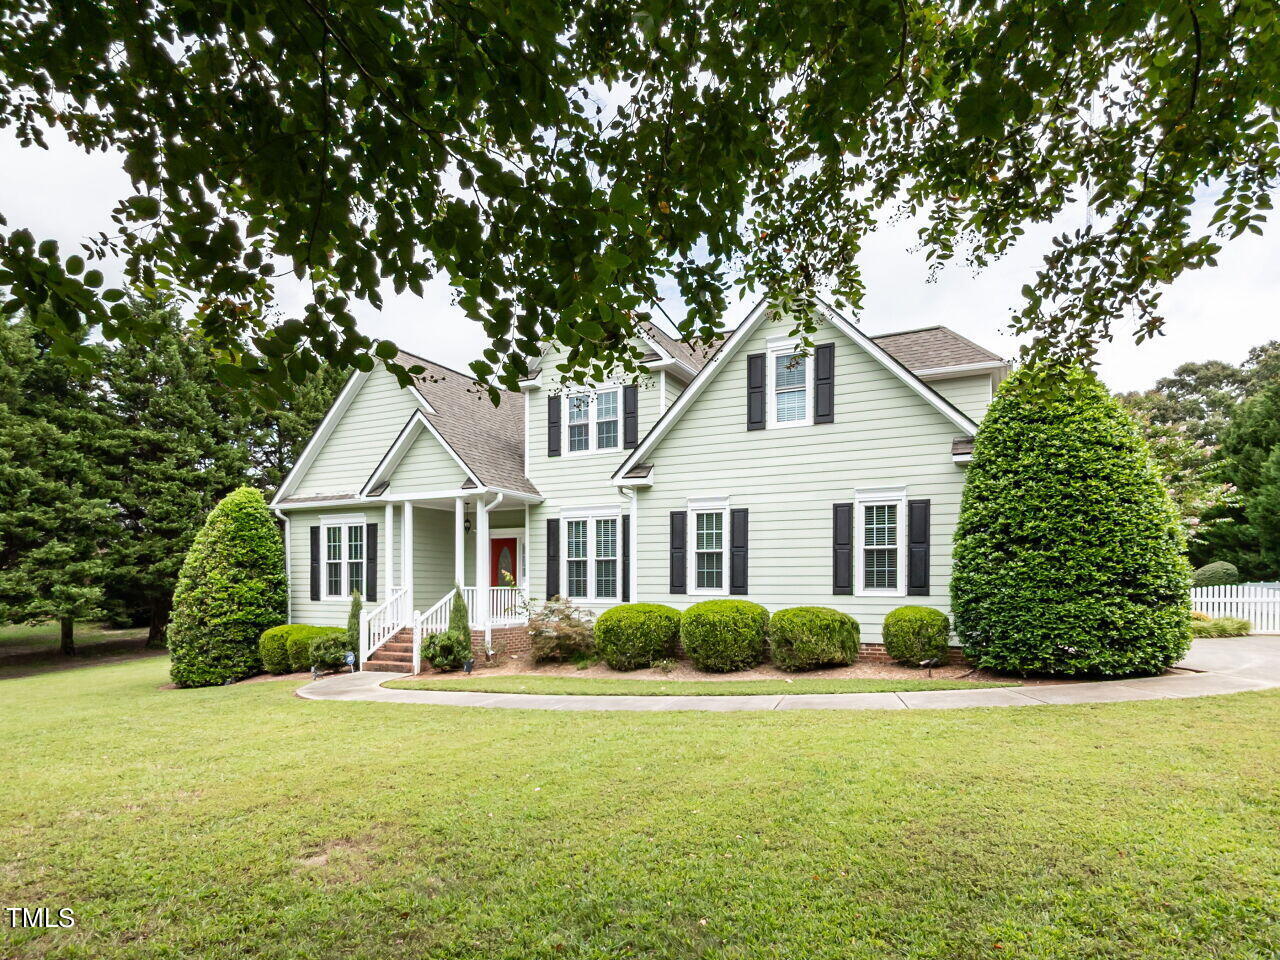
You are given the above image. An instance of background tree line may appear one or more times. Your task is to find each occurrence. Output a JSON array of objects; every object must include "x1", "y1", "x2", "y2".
[
  {"x1": 0, "y1": 300, "x2": 343, "y2": 653},
  {"x1": 1120, "y1": 340, "x2": 1280, "y2": 582}
]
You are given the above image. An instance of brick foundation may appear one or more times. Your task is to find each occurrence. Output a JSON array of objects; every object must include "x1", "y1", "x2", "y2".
[{"x1": 470, "y1": 625, "x2": 531, "y2": 660}]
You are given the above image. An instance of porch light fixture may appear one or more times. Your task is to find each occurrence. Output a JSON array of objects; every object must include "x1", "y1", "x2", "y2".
[{"x1": 464, "y1": 519, "x2": 472, "y2": 533}]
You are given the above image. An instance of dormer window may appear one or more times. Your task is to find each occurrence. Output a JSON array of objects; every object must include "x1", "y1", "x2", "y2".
[{"x1": 565, "y1": 387, "x2": 621, "y2": 454}]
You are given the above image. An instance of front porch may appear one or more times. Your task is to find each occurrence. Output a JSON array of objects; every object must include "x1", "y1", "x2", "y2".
[{"x1": 357, "y1": 493, "x2": 533, "y2": 672}]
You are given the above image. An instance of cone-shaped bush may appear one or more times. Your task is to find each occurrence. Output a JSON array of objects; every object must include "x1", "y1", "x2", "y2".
[
  {"x1": 168, "y1": 487, "x2": 288, "y2": 687},
  {"x1": 952, "y1": 366, "x2": 1192, "y2": 677}
]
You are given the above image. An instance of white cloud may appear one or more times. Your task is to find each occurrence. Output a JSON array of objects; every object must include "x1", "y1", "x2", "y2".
[{"x1": 2, "y1": 127, "x2": 1275, "y2": 393}]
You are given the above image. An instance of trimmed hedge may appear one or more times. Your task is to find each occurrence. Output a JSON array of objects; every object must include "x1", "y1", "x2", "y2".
[
  {"x1": 1193, "y1": 561, "x2": 1239, "y2": 588},
  {"x1": 1190, "y1": 616, "x2": 1251, "y2": 638},
  {"x1": 681, "y1": 599, "x2": 769, "y2": 672},
  {"x1": 595, "y1": 603, "x2": 682, "y2": 670},
  {"x1": 882, "y1": 606, "x2": 951, "y2": 665},
  {"x1": 258, "y1": 624, "x2": 335, "y2": 674},
  {"x1": 952, "y1": 366, "x2": 1192, "y2": 678},
  {"x1": 310, "y1": 629, "x2": 354, "y2": 671},
  {"x1": 768, "y1": 607, "x2": 859, "y2": 671},
  {"x1": 168, "y1": 487, "x2": 288, "y2": 687}
]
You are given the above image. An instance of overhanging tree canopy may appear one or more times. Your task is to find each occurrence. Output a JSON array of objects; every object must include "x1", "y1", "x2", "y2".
[{"x1": 1, "y1": 0, "x2": 1277, "y2": 402}]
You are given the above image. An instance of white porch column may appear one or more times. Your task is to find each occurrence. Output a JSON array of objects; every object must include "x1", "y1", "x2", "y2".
[
  {"x1": 384, "y1": 502, "x2": 395, "y2": 590},
  {"x1": 454, "y1": 496, "x2": 466, "y2": 587},
  {"x1": 402, "y1": 501, "x2": 414, "y2": 613},
  {"x1": 474, "y1": 494, "x2": 490, "y2": 629}
]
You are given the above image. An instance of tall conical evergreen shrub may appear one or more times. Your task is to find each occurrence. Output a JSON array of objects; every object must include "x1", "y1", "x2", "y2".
[
  {"x1": 168, "y1": 487, "x2": 287, "y2": 687},
  {"x1": 952, "y1": 366, "x2": 1192, "y2": 677}
]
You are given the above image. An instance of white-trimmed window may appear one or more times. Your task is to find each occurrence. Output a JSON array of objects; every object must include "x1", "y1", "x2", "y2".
[
  {"x1": 323, "y1": 521, "x2": 366, "y2": 599},
  {"x1": 767, "y1": 339, "x2": 812, "y2": 428},
  {"x1": 688, "y1": 499, "x2": 729, "y2": 595},
  {"x1": 564, "y1": 387, "x2": 621, "y2": 454},
  {"x1": 562, "y1": 509, "x2": 621, "y2": 601},
  {"x1": 855, "y1": 490, "x2": 907, "y2": 596}
]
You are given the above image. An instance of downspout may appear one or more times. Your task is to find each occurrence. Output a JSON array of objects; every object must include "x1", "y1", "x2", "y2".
[
  {"x1": 482, "y1": 491, "x2": 506, "y2": 657},
  {"x1": 273, "y1": 508, "x2": 291, "y2": 622}
]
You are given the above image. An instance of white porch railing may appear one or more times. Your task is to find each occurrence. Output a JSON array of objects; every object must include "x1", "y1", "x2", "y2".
[
  {"x1": 413, "y1": 589, "x2": 458, "y2": 675},
  {"x1": 1192, "y1": 584, "x2": 1280, "y2": 633},
  {"x1": 359, "y1": 586, "x2": 411, "y2": 664},
  {"x1": 459, "y1": 586, "x2": 527, "y2": 627}
]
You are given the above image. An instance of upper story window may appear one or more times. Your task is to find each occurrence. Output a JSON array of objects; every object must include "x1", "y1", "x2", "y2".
[
  {"x1": 324, "y1": 522, "x2": 365, "y2": 598},
  {"x1": 767, "y1": 341, "x2": 812, "y2": 428},
  {"x1": 565, "y1": 387, "x2": 621, "y2": 454}
]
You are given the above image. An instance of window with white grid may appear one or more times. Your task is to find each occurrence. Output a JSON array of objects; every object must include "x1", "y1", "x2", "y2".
[
  {"x1": 767, "y1": 341, "x2": 812, "y2": 428},
  {"x1": 565, "y1": 519, "x2": 589, "y2": 598},
  {"x1": 694, "y1": 510, "x2": 725, "y2": 591},
  {"x1": 860, "y1": 502, "x2": 901, "y2": 593},
  {"x1": 595, "y1": 518, "x2": 618, "y2": 599},
  {"x1": 323, "y1": 522, "x2": 366, "y2": 599},
  {"x1": 563, "y1": 387, "x2": 623, "y2": 454}
]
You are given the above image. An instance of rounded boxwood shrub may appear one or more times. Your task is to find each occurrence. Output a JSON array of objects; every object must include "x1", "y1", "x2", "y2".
[
  {"x1": 952, "y1": 366, "x2": 1192, "y2": 678},
  {"x1": 680, "y1": 599, "x2": 769, "y2": 672},
  {"x1": 258, "y1": 625, "x2": 296, "y2": 674},
  {"x1": 423, "y1": 629, "x2": 471, "y2": 671},
  {"x1": 286, "y1": 625, "x2": 335, "y2": 672},
  {"x1": 882, "y1": 606, "x2": 950, "y2": 665},
  {"x1": 595, "y1": 603, "x2": 682, "y2": 670},
  {"x1": 168, "y1": 487, "x2": 288, "y2": 687},
  {"x1": 768, "y1": 607, "x2": 859, "y2": 671},
  {"x1": 309, "y1": 628, "x2": 354, "y2": 672},
  {"x1": 1193, "y1": 561, "x2": 1239, "y2": 588}
]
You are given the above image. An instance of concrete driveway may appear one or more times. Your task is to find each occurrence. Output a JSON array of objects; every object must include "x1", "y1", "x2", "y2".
[{"x1": 297, "y1": 636, "x2": 1280, "y2": 712}]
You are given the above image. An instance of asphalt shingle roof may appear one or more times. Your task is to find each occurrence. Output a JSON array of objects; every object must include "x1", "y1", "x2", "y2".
[
  {"x1": 869, "y1": 326, "x2": 1003, "y2": 372},
  {"x1": 398, "y1": 352, "x2": 538, "y2": 496}
]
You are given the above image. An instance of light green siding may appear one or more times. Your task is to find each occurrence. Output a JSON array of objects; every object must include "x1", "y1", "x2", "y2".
[
  {"x1": 931, "y1": 374, "x2": 994, "y2": 423},
  {"x1": 413, "y1": 506, "x2": 456, "y2": 608},
  {"x1": 285, "y1": 506, "x2": 393, "y2": 627},
  {"x1": 385, "y1": 427, "x2": 469, "y2": 495},
  {"x1": 291, "y1": 368, "x2": 422, "y2": 498},
  {"x1": 525, "y1": 343, "x2": 663, "y2": 601},
  {"x1": 632, "y1": 311, "x2": 971, "y2": 643}
]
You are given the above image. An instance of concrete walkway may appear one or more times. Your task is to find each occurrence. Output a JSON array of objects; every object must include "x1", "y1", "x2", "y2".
[{"x1": 296, "y1": 636, "x2": 1280, "y2": 712}]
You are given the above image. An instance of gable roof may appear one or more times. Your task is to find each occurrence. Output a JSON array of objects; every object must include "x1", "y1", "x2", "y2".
[
  {"x1": 397, "y1": 352, "x2": 538, "y2": 496},
  {"x1": 612, "y1": 298, "x2": 983, "y2": 483},
  {"x1": 637, "y1": 320, "x2": 719, "y2": 375},
  {"x1": 870, "y1": 326, "x2": 1003, "y2": 372}
]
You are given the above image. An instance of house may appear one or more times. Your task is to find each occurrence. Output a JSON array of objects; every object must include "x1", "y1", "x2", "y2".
[{"x1": 270, "y1": 300, "x2": 1008, "y2": 671}]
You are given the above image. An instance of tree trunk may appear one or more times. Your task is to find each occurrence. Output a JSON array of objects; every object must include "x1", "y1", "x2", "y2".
[
  {"x1": 146, "y1": 596, "x2": 171, "y2": 649},
  {"x1": 60, "y1": 617, "x2": 75, "y2": 656}
]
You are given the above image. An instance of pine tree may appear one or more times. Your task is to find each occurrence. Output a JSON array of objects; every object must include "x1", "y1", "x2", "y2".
[
  {"x1": 97, "y1": 300, "x2": 252, "y2": 645},
  {"x1": 0, "y1": 315, "x2": 115, "y2": 654}
]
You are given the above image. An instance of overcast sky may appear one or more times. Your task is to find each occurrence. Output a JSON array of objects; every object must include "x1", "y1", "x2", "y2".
[{"x1": 3, "y1": 128, "x2": 1276, "y2": 394}]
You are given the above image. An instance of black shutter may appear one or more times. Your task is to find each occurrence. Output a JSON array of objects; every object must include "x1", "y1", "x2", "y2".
[
  {"x1": 621, "y1": 514, "x2": 631, "y2": 602},
  {"x1": 366, "y1": 523, "x2": 378, "y2": 601},
  {"x1": 746, "y1": 353, "x2": 766, "y2": 430},
  {"x1": 908, "y1": 499, "x2": 931, "y2": 596},
  {"x1": 309, "y1": 526, "x2": 321, "y2": 601},
  {"x1": 833, "y1": 503, "x2": 853, "y2": 595},
  {"x1": 814, "y1": 342, "x2": 835, "y2": 424},
  {"x1": 547, "y1": 395, "x2": 562, "y2": 457},
  {"x1": 546, "y1": 519, "x2": 560, "y2": 598},
  {"x1": 623, "y1": 385, "x2": 639, "y2": 449},
  {"x1": 729, "y1": 508, "x2": 749, "y2": 595},
  {"x1": 669, "y1": 511, "x2": 687, "y2": 594}
]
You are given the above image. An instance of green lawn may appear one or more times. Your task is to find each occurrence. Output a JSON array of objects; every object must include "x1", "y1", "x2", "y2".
[
  {"x1": 0, "y1": 621, "x2": 147, "y2": 655},
  {"x1": 385, "y1": 673, "x2": 1015, "y2": 696},
  {"x1": 3, "y1": 658, "x2": 1279, "y2": 959}
]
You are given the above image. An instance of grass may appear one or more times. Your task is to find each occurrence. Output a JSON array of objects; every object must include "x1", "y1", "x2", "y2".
[
  {"x1": 384, "y1": 673, "x2": 1015, "y2": 696},
  {"x1": 0, "y1": 621, "x2": 145, "y2": 656},
  {"x1": 2, "y1": 657, "x2": 1279, "y2": 959}
]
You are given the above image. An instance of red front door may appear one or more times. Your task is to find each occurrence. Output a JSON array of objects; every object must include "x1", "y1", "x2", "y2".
[{"x1": 490, "y1": 537, "x2": 518, "y2": 588}]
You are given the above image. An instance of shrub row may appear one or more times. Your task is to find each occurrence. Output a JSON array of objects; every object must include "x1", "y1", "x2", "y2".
[
  {"x1": 1189, "y1": 616, "x2": 1251, "y2": 638},
  {"x1": 258, "y1": 624, "x2": 348, "y2": 673},
  {"x1": 539, "y1": 599, "x2": 955, "y2": 672}
]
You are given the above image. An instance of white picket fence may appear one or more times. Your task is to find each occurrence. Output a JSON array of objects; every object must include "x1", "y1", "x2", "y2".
[{"x1": 1190, "y1": 583, "x2": 1280, "y2": 634}]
